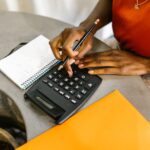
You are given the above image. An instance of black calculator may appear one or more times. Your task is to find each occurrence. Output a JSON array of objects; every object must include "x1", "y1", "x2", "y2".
[{"x1": 25, "y1": 63, "x2": 102, "y2": 124}]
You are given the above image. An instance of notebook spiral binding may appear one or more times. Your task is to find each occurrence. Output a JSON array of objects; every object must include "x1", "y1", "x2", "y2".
[{"x1": 21, "y1": 59, "x2": 58, "y2": 89}]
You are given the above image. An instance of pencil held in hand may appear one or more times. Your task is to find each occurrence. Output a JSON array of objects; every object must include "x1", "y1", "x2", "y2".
[{"x1": 58, "y1": 19, "x2": 100, "y2": 71}]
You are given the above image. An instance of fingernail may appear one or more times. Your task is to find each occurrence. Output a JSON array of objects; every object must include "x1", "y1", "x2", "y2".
[
  {"x1": 69, "y1": 59, "x2": 75, "y2": 65},
  {"x1": 79, "y1": 64, "x2": 84, "y2": 68},
  {"x1": 68, "y1": 71, "x2": 73, "y2": 77},
  {"x1": 89, "y1": 70, "x2": 94, "y2": 74},
  {"x1": 74, "y1": 51, "x2": 79, "y2": 56}
]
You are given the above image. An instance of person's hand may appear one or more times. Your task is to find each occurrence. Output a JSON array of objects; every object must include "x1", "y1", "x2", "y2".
[
  {"x1": 49, "y1": 27, "x2": 94, "y2": 76},
  {"x1": 77, "y1": 49, "x2": 150, "y2": 75}
]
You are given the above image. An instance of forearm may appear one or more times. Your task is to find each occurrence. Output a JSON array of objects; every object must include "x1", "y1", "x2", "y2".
[
  {"x1": 147, "y1": 60, "x2": 150, "y2": 74},
  {"x1": 79, "y1": 0, "x2": 112, "y2": 34}
]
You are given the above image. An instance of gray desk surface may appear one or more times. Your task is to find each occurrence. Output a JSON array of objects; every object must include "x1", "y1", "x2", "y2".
[{"x1": 0, "y1": 11, "x2": 150, "y2": 140}]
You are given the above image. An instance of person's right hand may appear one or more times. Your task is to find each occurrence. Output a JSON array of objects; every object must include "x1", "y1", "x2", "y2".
[{"x1": 49, "y1": 27, "x2": 94, "y2": 76}]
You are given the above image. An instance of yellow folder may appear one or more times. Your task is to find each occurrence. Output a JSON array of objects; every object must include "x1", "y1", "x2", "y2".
[{"x1": 17, "y1": 90, "x2": 150, "y2": 150}]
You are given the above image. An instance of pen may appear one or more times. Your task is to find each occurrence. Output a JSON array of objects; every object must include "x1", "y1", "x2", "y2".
[{"x1": 58, "y1": 18, "x2": 100, "y2": 71}]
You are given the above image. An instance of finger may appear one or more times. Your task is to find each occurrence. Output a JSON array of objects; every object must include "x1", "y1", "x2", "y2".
[
  {"x1": 88, "y1": 68, "x2": 121, "y2": 75},
  {"x1": 65, "y1": 59, "x2": 74, "y2": 77},
  {"x1": 79, "y1": 54, "x2": 114, "y2": 64},
  {"x1": 75, "y1": 59, "x2": 80, "y2": 64},
  {"x1": 77, "y1": 36, "x2": 93, "y2": 58},
  {"x1": 88, "y1": 67, "x2": 147, "y2": 75},
  {"x1": 78, "y1": 50, "x2": 120, "y2": 63},
  {"x1": 78, "y1": 60, "x2": 118, "y2": 68},
  {"x1": 120, "y1": 65, "x2": 147, "y2": 75},
  {"x1": 49, "y1": 36, "x2": 62, "y2": 60},
  {"x1": 63, "y1": 33, "x2": 83, "y2": 58},
  {"x1": 91, "y1": 50, "x2": 122, "y2": 57},
  {"x1": 128, "y1": 69, "x2": 147, "y2": 75},
  {"x1": 69, "y1": 58, "x2": 75, "y2": 65},
  {"x1": 121, "y1": 70, "x2": 147, "y2": 75}
]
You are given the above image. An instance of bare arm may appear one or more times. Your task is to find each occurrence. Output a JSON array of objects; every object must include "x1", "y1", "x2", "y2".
[{"x1": 80, "y1": 0, "x2": 112, "y2": 33}]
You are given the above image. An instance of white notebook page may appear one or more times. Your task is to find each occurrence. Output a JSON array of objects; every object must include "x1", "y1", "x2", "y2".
[{"x1": 0, "y1": 35, "x2": 55, "y2": 89}]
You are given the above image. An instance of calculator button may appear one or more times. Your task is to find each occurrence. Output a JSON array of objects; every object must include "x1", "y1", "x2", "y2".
[
  {"x1": 86, "y1": 83, "x2": 93, "y2": 89},
  {"x1": 69, "y1": 81, "x2": 74, "y2": 86},
  {"x1": 53, "y1": 71, "x2": 58, "y2": 75},
  {"x1": 78, "y1": 74, "x2": 88, "y2": 81},
  {"x1": 64, "y1": 85, "x2": 70, "y2": 91},
  {"x1": 59, "y1": 82, "x2": 64, "y2": 87},
  {"x1": 43, "y1": 79, "x2": 48, "y2": 83},
  {"x1": 48, "y1": 82, "x2": 53, "y2": 87},
  {"x1": 54, "y1": 87, "x2": 59, "y2": 92},
  {"x1": 74, "y1": 85, "x2": 81, "y2": 90},
  {"x1": 81, "y1": 75, "x2": 86, "y2": 79},
  {"x1": 53, "y1": 78, "x2": 59, "y2": 83},
  {"x1": 81, "y1": 89, "x2": 87, "y2": 95},
  {"x1": 58, "y1": 74, "x2": 63, "y2": 78},
  {"x1": 71, "y1": 99, "x2": 77, "y2": 104},
  {"x1": 74, "y1": 77, "x2": 79, "y2": 81},
  {"x1": 69, "y1": 89, "x2": 76, "y2": 95},
  {"x1": 59, "y1": 90, "x2": 64, "y2": 95},
  {"x1": 64, "y1": 94, "x2": 70, "y2": 100},
  {"x1": 48, "y1": 74, "x2": 53, "y2": 79},
  {"x1": 64, "y1": 78, "x2": 69, "y2": 82},
  {"x1": 76, "y1": 93, "x2": 83, "y2": 100},
  {"x1": 79, "y1": 81, "x2": 84, "y2": 85}
]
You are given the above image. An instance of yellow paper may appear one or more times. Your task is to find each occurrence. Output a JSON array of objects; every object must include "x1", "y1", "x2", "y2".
[{"x1": 17, "y1": 90, "x2": 150, "y2": 150}]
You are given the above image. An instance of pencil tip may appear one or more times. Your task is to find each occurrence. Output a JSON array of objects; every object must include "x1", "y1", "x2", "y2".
[
  {"x1": 95, "y1": 19, "x2": 100, "y2": 25},
  {"x1": 58, "y1": 65, "x2": 63, "y2": 71}
]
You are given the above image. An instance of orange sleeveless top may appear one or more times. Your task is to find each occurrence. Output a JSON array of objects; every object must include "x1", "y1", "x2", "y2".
[{"x1": 112, "y1": 0, "x2": 150, "y2": 57}]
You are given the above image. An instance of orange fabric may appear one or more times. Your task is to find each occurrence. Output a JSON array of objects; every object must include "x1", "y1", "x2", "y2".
[
  {"x1": 112, "y1": 0, "x2": 150, "y2": 57},
  {"x1": 17, "y1": 90, "x2": 150, "y2": 150}
]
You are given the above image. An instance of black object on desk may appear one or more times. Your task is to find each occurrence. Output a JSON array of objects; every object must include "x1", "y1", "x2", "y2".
[{"x1": 25, "y1": 63, "x2": 102, "y2": 124}]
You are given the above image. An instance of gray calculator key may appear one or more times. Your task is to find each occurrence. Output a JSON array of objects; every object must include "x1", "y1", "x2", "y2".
[
  {"x1": 54, "y1": 87, "x2": 59, "y2": 92},
  {"x1": 79, "y1": 81, "x2": 84, "y2": 85},
  {"x1": 58, "y1": 74, "x2": 63, "y2": 78},
  {"x1": 59, "y1": 82, "x2": 64, "y2": 87},
  {"x1": 59, "y1": 90, "x2": 64, "y2": 95},
  {"x1": 53, "y1": 78, "x2": 59, "y2": 83},
  {"x1": 74, "y1": 77, "x2": 79, "y2": 81},
  {"x1": 64, "y1": 94, "x2": 70, "y2": 100},
  {"x1": 87, "y1": 83, "x2": 93, "y2": 89},
  {"x1": 64, "y1": 78, "x2": 69, "y2": 82},
  {"x1": 79, "y1": 74, "x2": 88, "y2": 81},
  {"x1": 76, "y1": 93, "x2": 83, "y2": 99},
  {"x1": 81, "y1": 89, "x2": 87, "y2": 95},
  {"x1": 69, "y1": 89, "x2": 76, "y2": 95},
  {"x1": 64, "y1": 85, "x2": 70, "y2": 90},
  {"x1": 53, "y1": 71, "x2": 58, "y2": 75},
  {"x1": 81, "y1": 75, "x2": 86, "y2": 79},
  {"x1": 48, "y1": 74, "x2": 53, "y2": 79},
  {"x1": 48, "y1": 82, "x2": 53, "y2": 87},
  {"x1": 69, "y1": 81, "x2": 74, "y2": 86},
  {"x1": 71, "y1": 99, "x2": 77, "y2": 104},
  {"x1": 75, "y1": 85, "x2": 81, "y2": 90},
  {"x1": 43, "y1": 79, "x2": 48, "y2": 83}
]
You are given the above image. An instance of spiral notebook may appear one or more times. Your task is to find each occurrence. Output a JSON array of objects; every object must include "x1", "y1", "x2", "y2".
[{"x1": 0, "y1": 35, "x2": 58, "y2": 89}]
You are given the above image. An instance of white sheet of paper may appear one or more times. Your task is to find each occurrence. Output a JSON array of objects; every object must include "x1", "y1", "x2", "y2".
[{"x1": 0, "y1": 35, "x2": 55, "y2": 89}]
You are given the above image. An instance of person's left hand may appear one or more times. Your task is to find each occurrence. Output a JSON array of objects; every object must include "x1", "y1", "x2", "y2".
[{"x1": 76, "y1": 49, "x2": 150, "y2": 75}]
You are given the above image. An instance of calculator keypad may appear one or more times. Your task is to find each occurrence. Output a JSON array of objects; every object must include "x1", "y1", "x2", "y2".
[{"x1": 42, "y1": 64, "x2": 97, "y2": 105}]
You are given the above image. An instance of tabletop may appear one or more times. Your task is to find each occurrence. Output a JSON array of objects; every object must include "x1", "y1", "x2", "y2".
[{"x1": 0, "y1": 11, "x2": 150, "y2": 141}]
